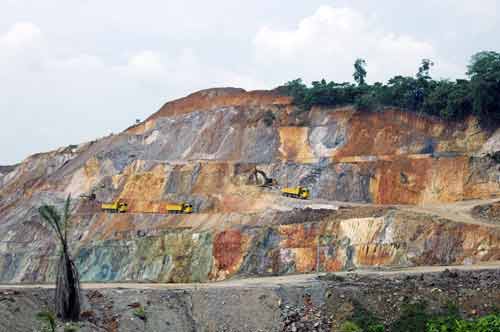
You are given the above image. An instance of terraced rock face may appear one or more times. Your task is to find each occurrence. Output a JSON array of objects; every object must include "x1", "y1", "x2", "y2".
[{"x1": 0, "y1": 88, "x2": 499, "y2": 283}]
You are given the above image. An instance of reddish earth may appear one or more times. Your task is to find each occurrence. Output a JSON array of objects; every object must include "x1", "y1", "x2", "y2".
[{"x1": 213, "y1": 230, "x2": 243, "y2": 272}]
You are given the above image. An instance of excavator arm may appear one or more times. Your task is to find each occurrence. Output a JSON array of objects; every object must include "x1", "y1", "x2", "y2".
[{"x1": 249, "y1": 168, "x2": 277, "y2": 187}]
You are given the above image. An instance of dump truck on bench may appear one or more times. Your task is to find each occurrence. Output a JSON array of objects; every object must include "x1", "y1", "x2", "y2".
[
  {"x1": 281, "y1": 186, "x2": 310, "y2": 199},
  {"x1": 166, "y1": 203, "x2": 193, "y2": 214},
  {"x1": 101, "y1": 200, "x2": 128, "y2": 213}
]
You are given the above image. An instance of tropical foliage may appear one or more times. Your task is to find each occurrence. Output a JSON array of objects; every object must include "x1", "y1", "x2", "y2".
[
  {"x1": 279, "y1": 51, "x2": 500, "y2": 127},
  {"x1": 339, "y1": 313, "x2": 500, "y2": 332},
  {"x1": 337, "y1": 300, "x2": 499, "y2": 332}
]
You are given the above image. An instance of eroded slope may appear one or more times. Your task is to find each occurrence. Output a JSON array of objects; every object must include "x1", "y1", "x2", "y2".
[{"x1": 0, "y1": 88, "x2": 499, "y2": 283}]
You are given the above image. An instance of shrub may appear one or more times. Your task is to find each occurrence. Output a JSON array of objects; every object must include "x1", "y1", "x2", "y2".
[
  {"x1": 340, "y1": 321, "x2": 363, "y2": 332},
  {"x1": 351, "y1": 300, "x2": 383, "y2": 331},
  {"x1": 391, "y1": 301, "x2": 431, "y2": 332},
  {"x1": 63, "y1": 323, "x2": 79, "y2": 332},
  {"x1": 36, "y1": 311, "x2": 56, "y2": 332},
  {"x1": 367, "y1": 324, "x2": 386, "y2": 332},
  {"x1": 133, "y1": 306, "x2": 147, "y2": 321},
  {"x1": 427, "y1": 314, "x2": 500, "y2": 332}
]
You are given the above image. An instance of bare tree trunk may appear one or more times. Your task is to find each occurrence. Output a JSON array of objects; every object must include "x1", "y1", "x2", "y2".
[{"x1": 55, "y1": 247, "x2": 81, "y2": 321}]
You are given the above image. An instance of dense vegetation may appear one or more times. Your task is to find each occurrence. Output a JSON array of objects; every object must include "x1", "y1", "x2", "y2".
[
  {"x1": 340, "y1": 301, "x2": 500, "y2": 332},
  {"x1": 279, "y1": 51, "x2": 500, "y2": 127}
]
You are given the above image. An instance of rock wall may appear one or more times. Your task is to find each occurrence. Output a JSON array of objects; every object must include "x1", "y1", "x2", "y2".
[
  {"x1": 2, "y1": 206, "x2": 499, "y2": 283},
  {"x1": 70, "y1": 209, "x2": 500, "y2": 283},
  {"x1": 0, "y1": 88, "x2": 499, "y2": 283}
]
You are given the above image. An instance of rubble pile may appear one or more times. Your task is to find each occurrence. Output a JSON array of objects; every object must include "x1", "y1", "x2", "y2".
[{"x1": 281, "y1": 294, "x2": 332, "y2": 332}]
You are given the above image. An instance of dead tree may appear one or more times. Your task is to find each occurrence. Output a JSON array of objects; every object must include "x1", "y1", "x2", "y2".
[{"x1": 39, "y1": 195, "x2": 81, "y2": 321}]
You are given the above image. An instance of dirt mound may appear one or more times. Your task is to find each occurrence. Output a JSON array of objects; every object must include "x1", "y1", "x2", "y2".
[{"x1": 472, "y1": 201, "x2": 500, "y2": 224}]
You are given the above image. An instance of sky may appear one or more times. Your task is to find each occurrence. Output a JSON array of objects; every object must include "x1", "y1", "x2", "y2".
[{"x1": 1, "y1": 0, "x2": 499, "y2": 164}]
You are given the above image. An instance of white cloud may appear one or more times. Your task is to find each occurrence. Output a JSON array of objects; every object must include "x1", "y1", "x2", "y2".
[
  {"x1": 116, "y1": 50, "x2": 166, "y2": 78},
  {"x1": 1, "y1": 22, "x2": 42, "y2": 49},
  {"x1": 0, "y1": 22, "x2": 46, "y2": 70},
  {"x1": 452, "y1": 0, "x2": 498, "y2": 20},
  {"x1": 50, "y1": 54, "x2": 104, "y2": 71},
  {"x1": 1, "y1": 1, "x2": 497, "y2": 164},
  {"x1": 254, "y1": 6, "x2": 459, "y2": 82},
  {"x1": 113, "y1": 47, "x2": 265, "y2": 90}
]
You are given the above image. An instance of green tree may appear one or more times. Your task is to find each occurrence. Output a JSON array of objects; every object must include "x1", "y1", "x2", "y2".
[
  {"x1": 424, "y1": 79, "x2": 472, "y2": 120},
  {"x1": 417, "y1": 59, "x2": 434, "y2": 80},
  {"x1": 422, "y1": 80, "x2": 453, "y2": 116},
  {"x1": 280, "y1": 51, "x2": 500, "y2": 126},
  {"x1": 280, "y1": 78, "x2": 308, "y2": 109},
  {"x1": 385, "y1": 75, "x2": 422, "y2": 111},
  {"x1": 467, "y1": 51, "x2": 500, "y2": 125},
  {"x1": 39, "y1": 196, "x2": 81, "y2": 321},
  {"x1": 340, "y1": 321, "x2": 363, "y2": 332},
  {"x1": 353, "y1": 58, "x2": 367, "y2": 86}
]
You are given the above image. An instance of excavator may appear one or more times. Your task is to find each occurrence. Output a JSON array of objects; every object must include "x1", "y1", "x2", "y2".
[
  {"x1": 80, "y1": 184, "x2": 106, "y2": 201},
  {"x1": 80, "y1": 191, "x2": 96, "y2": 201},
  {"x1": 166, "y1": 202, "x2": 193, "y2": 214},
  {"x1": 249, "y1": 168, "x2": 277, "y2": 187},
  {"x1": 248, "y1": 167, "x2": 309, "y2": 199},
  {"x1": 101, "y1": 200, "x2": 129, "y2": 213},
  {"x1": 281, "y1": 186, "x2": 310, "y2": 199}
]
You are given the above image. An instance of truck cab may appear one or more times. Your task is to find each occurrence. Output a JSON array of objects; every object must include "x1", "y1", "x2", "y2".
[
  {"x1": 281, "y1": 186, "x2": 310, "y2": 199},
  {"x1": 166, "y1": 202, "x2": 193, "y2": 214},
  {"x1": 101, "y1": 200, "x2": 128, "y2": 213}
]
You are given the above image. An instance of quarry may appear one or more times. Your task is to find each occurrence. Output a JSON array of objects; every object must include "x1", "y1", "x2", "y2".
[{"x1": 0, "y1": 87, "x2": 499, "y2": 331}]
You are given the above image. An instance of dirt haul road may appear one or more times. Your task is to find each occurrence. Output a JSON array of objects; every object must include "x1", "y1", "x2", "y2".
[
  {"x1": 1, "y1": 261, "x2": 499, "y2": 290},
  {"x1": 401, "y1": 197, "x2": 500, "y2": 227},
  {"x1": 301, "y1": 196, "x2": 500, "y2": 228}
]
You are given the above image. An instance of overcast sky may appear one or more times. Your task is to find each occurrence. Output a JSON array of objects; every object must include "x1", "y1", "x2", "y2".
[{"x1": 1, "y1": 0, "x2": 499, "y2": 164}]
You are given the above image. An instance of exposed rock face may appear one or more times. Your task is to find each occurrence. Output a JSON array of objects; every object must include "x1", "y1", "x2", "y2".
[
  {"x1": 57, "y1": 209, "x2": 500, "y2": 282},
  {"x1": 0, "y1": 88, "x2": 499, "y2": 283},
  {"x1": 472, "y1": 201, "x2": 500, "y2": 224},
  {"x1": 478, "y1": 128, "x2": 500, "y2": 156}
]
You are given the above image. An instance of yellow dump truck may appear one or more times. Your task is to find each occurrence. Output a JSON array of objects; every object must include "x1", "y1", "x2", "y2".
[
  {"x1": 281, "y1": 186, "x2": 310, "y2": 199},
  {"x1": 101, "y1": 200, "x2": 128, "y2": 213},
  {"x1": 166, "y1": 203, "x2": 193, "y2": 214}
]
